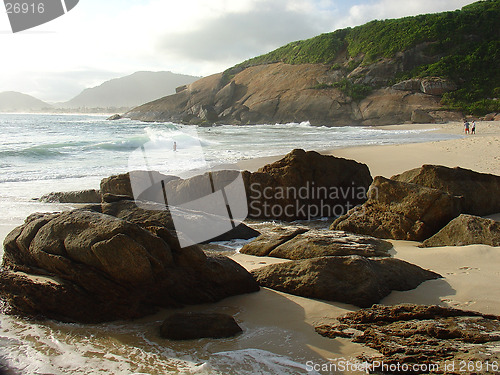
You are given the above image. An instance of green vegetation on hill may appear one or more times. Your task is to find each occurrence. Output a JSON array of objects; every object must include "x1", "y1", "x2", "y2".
[{"x1": 226, "y1": 0, "x2": 500, "y2": 115}]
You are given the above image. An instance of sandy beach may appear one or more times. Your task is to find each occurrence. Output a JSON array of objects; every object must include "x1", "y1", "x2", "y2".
[
  {"x1": 1, "y1": 120, "x2": 499, "y2": 373},
  {"x1": 230, "y1": 120, "x2": 500, "y2": 368}
]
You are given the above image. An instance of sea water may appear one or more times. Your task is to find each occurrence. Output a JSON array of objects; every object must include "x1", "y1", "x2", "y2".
[{"x1": 0, "y1": 113, "x2": 460, "y2": 374}]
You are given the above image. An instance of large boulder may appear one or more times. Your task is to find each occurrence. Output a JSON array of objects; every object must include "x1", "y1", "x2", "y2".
[
  {"x1": 160, "y1": 312, "x2": 242, "y2": 340},
  {"x1": 242, "y1": 149, "x2": 372, "y2": 221},
  {"x1": 0, "y1": 209, "x2": 259, "y2": 322},
  {"x1": 240, "y1": 226, "x2": 392, "y2": 259},
  {"x1": 392, "y1": 165, "x2": 500, "y2": 216},
  {"x1": 422, "y1": 214, "x2": 500, "y2": 247},
  {"x1": 331, "y1": 176, "x2": 463, "y2": 241},
  {"x1": 316, "y1": 304, "x2": 500, "y2": 368},
  {"x1": 251, "y1": 256, "x2": 441, "y2": 308}
]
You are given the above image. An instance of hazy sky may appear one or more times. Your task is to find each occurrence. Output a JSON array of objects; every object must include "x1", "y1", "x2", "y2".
[{"x1": 0, "y1": 0, "x2": 476, "y2": 102}]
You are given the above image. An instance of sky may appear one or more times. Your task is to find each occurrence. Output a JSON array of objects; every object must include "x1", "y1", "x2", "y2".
[{"x1": 0, "y1": 0, "x2": 477, "y2": 102}]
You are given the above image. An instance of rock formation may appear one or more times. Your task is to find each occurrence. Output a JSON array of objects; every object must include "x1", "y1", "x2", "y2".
[
  {"x1": 251, "y1": 256, "x2": 440, "y2": 307},
  {"x1": 160, "y1": 312, "x2": 242, "y2": 340},
  {"x1": 316, "y1": 304, "x2": 500, "y2": 372},
  {"x1": 422, "y1": 214, "x2": 500, "y2": 247},
  {"x1": 0, "y1": 209, "x2": 259, "y2": 322},
  {"x1": 39, "y1": 189, "x2": 102, "y2": 203},
  {"x1": 331, "y1": 176, "x2": 463, "y2": 241},
  {"x1": 240, "y1": 226, "x2": 392, "y2": 259},
  {"x1": 243, "y1": 149, "x2": 372, "y2": 221},
  {"x1": 392, "y1": 165, "x2": 500, "y2": 216}
]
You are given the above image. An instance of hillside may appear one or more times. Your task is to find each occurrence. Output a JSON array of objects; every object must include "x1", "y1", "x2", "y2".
[
  {"x1": 0, "y1": 91, "x2": 52, "y2": 112},
  {"x1": 126, "y1": 0, "x2": 500, "y2": 126},
  {"x1": 60, "y1": 71, "x2": 200, "y2": 110}
]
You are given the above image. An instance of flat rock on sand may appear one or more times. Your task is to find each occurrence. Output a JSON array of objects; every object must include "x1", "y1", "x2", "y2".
[
  {"x1": 240, "y1": 226, "x2": 392, "y2": 259},
  {"x1": 251, "y1": 256, "x2": 441, "y2": 308},
  {"x1": 316, "y1": 304, "x2": 500, "y2": 373},
  {"x1": 422, "y1": 214, "x2": 500, "y2": 247}
]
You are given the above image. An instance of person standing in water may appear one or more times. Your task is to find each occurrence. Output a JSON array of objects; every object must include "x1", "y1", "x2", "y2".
[{"x1": 173, "y1": 141, "x2": 177, "y2": 151}]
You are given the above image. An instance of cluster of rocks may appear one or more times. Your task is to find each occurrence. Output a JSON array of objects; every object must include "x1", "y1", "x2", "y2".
[
  {"x1": 316, "y1": 304, "x2": 500, "y2": 373},
  {"x1": 332, "y1": 164, "x2": 500, "y2": 243},
  {"x1": 240, "y1": 225, "x2": 440, "y2": 307}
]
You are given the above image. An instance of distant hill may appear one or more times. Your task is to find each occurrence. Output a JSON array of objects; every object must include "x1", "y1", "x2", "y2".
[
  {"x1": 127, "y1": 0, "x2": 499, "y2": 126},
  {"x1": 0, "y1": 91, "x2": 52, "y2": 112},
  {"x1": 60, "y1": 71, "x2": 200, "y2": 109}
]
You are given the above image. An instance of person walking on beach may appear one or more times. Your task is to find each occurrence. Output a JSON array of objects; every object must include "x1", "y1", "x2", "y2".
[
  {"x1": 471, "y1": 121, "x2": 476, "y2": 134},
  {"x1": 464, "y1": 120, "x2": 470, "y2": 135}
]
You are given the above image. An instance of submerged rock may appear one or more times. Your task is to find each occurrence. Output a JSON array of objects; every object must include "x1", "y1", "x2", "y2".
[
  {"x1": 251, "y1": 256, "x2": 440, "y2": 308},
  {"x1": 0, "y1": 209, "x2": 259, "y2": 322},
  {"x1": 422, "y1": 214, "x2": 500, "y2": 247},
  {"x1": 331, "y1": 176, "x2": 463, "y2": 241},
  {"x1": 160, "y1": 312, "x2": 242, "y2": 340},
  {"x1": 240, "y1": 226, "x2": 392, "y2": 259},
  {"x1": 316, "y1": 304, "x2": 500, "y2": 372}
]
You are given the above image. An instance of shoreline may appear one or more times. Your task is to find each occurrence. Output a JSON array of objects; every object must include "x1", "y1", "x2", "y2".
[{"x1": 1, "y1": 120, "x2": 499, "y2": 373}]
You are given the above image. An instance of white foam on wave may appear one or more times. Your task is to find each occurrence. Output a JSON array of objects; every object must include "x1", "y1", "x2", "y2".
[{"x1": 192, "y1": 348, "x2": 320, "y2": 375}]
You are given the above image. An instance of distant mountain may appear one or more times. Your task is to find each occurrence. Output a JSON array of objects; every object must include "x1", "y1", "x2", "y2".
[
  {"x1": 0, "y1": 91, "x2": 52, "y2": 112},
  {"x1": 60, "y1": 71, "x2": 200, "y2": 109}
]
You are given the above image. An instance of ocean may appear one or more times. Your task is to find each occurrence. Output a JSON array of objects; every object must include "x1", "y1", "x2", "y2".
[{"x1": 0, "y1": 113, "x2": 461, "y2": 374}]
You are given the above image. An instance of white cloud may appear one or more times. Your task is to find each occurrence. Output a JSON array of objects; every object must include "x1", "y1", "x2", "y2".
[{"x1": 0, "y1": 0, "x2": 478, "y2": 101}]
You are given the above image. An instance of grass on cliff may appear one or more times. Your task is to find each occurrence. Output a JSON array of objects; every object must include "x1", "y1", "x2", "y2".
[{"x1": 224, "y1": 0, "x2": 500, "y2": 115}]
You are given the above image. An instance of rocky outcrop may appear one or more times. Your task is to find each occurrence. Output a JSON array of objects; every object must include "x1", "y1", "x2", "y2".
[
  {"x1": 160, "y1": 312, "x2": 242, "y2": 340},
  {"x1": 422, "y1": 214, "x2": 500, "y2": 247},
  {"x1": 0, "y1": 209, "x2": 259, "y2": 322},
  {"x1": 240, "y1": 226, "x2": 392, "y2": 259},
  {"x1": 251, "y1": 256, "x2": 440, "y2": 307},
  {"x1": 106, "y1": 114, "x2": 122, "y2": 120},
  {"x1": 392, "y1": 165, "x2": 500, "y2": 216},
  {"x1": 125, "y1": 58, "x2": 460, "y2": 126},
  {"x1": 331, "y1": 176, "x2": 463, "y2": 241},
  {"x1": 39, "y1": 189, "x2": 102, "y2": 203},
  {"x1": 393, "y1": 77, "x2": 457, "y2": 96},
  {"x1": 316, "y1": 304, "x2": 500, "y2": 372},
  {"x1": 243, "y1": 149, "x2": 373, "y2": 221}
]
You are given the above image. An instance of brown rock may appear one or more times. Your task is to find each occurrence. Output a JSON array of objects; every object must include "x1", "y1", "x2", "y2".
[
  {"x1": 411, "y1": 109, "x2": 435, "y2": 123},
  {"x1": 420, "y1": 77, "x2": 457, "y2": 96},
  {"x1": 392, "y1": 164, "x2": 500, "y2": 216},
  {"x1": 422, "y1": 214, "x2": 500, "y2": 247},
  {"x1": 331, "y1": 176, "x2": 463, "y2": 241},
  {"x1": 251, "y1": 256, "x2": 441, "y2": 308},
  {"x1": 240, "y1": 226, "x2": 392, "y2": 259},
  {"x1": 160, "y1": 312, "x2": 242, "y2": 340},
  {"x1": 316, "y1": 304, "x2": 500, "y2": 371},
  {"x1": 243, "y1": 149, "x2": 372, "y2": 221},
  {"x1": 39, "y1": 189, "x2": 102, "y2": 203},
  {"x1": 0, "y1": 209, "x2": 259, "y2": 322}
]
